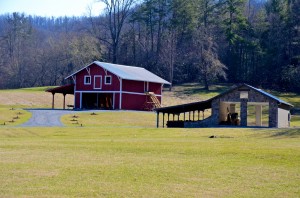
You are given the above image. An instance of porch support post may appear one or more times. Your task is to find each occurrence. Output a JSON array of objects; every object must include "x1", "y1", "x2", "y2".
[
  {"x1": 240, "y1": 99, "x2": 248, "y2": 127},
  {"x1": 156, "y1": 112, "x2": 159, "y2": 128},
  {"x1": 198, "y1": 110, "x2": 200, "y2": 120},
  {"x1": 184, "y1": 112, "x2": 185, "y2": 121},
  {"x1": 193, "y1": 111, "x2": 195, "y2": 121},
  {"x1": 63, "y1": 93, "x2": 66, "y2": 109},
  {"x1": 255, "y1": 105, "x2": 262, "y2": 126},
  {"x1": 163, "y1": 113, "x2": 165, "y2": 128},
  {"x1": 52, "y1": 92, "x2": 55, "y2": 109}
]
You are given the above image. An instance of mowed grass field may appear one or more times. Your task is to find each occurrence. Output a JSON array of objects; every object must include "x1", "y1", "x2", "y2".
[
  {"x1": 0, "y1": 84, "x2": 300, "y2": 197},
  {"x1": 1, "y1": 127, "x2": 300, "y2": 197}
]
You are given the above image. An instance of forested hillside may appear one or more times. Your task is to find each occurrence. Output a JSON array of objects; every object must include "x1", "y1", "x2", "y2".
[{"x1": 0, "y1": 0, "x2": 299, "y2": 92}]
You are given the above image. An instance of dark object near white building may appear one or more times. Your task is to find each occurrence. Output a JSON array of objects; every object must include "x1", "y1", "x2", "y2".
[{"x1": 155, "y1": 84, "x2": 293, "y2": 128}]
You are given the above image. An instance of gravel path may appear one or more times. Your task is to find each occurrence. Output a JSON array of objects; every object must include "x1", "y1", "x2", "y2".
[{"x1": 21, "y1": 109, "x2": 77, "y2": 127}]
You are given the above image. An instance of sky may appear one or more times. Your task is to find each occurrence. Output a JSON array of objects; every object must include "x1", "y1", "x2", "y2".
[{"x1": 0, "y1": 0, "x2": 104, "y2": 17}]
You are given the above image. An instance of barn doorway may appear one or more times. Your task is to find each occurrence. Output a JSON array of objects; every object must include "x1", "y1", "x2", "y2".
[
  {"x1": 219, "y1": 102, "x2": 241, "y2": 126},
  {"x1": 82, "y1": 93, "x2": 113, "y2": 109},
  {"x1": 247, "y1": 103, "x2": 269, "y2": 127}
]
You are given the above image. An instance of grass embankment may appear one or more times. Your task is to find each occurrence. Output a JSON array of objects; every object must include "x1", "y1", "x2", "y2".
[
  {"x1": 0, "y1": 127, "x2": 299, "y2": 197},
  {"x1": 0, "y1": 108, "x2": 31, "y2": 126}
]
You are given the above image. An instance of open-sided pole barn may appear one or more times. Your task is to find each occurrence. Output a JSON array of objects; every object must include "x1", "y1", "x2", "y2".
[{"x1": 156, "y1": 84, "x2": 293, "y2": 128}]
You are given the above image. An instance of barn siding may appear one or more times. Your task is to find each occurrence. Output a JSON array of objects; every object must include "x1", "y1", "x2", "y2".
[
  {"x1": 122, "y1": 80, "x2": 144, "y2": 93},
  {"x1": 75, "y1": 92, "x2": 81, "y2": 108},
  {"x1": 149, "y1": 82, "x2": 162, "y2": 95},
  {"x1": 75, "y1": 63, "x2": 120, "y2": 91},
  {"x1": 122, "y1": 93, "x2": 147, "y2": 110}
]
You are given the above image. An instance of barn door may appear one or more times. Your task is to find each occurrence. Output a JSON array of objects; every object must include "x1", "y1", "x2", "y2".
[{"x1": 94, "y1": 75, "x2": 102, "y2": 89}]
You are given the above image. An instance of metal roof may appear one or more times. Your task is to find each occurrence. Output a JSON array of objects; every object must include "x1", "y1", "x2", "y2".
[
  {"x1": 65, "y1": 61, "x2": 171, "y2": 85},
  {"x1": 155, "y1": 100, "x2": 212, "y2": 114},
  {"x1": 245, "y1": 84, "x2": 293, "y2": 107}
]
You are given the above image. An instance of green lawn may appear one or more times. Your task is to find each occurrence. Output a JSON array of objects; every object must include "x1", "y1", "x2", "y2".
[
  {"x1": 1, "y1": 84, "x2": 300, "y2": 197},
  {"x1": 0, "y1": 127, "x2": 300, "y2": 197}
]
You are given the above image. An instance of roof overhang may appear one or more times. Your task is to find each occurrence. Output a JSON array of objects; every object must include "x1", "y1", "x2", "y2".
[
  {"x1": 155, "y1": 99, "x2": 212, "y2": 114},
  {"x1": 46, "y1": 84, "x2": 74, "y2": 95}
]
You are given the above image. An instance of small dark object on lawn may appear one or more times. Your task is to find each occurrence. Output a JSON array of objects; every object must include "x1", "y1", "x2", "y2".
[
  {"x1": 13, "y1": 116, "x2": 19, "y2": 119},
  {"x1": 72, "y1": 115, "x2": 79, "y2": 118},
  {"x1": 8, "y1": 119, "x2": 15, "y2": 123},
  {"x1": 10, "y1": 107, "x2": 15, "y2": 110},
  {"x1": 80, "y1": 124, "x2": 83, "y2": 127},
  {"x1": 91, "y1": 112, "x2": 97, "y2": 115},
  {"x1": 17, "y1": 112, "x2": 22, "y2": 115},
  {"x1": 3, "y1": 122, "x2": 5, "y2": 125},
  {"x1": 209, "y1": 135, "x2": 217, "y2": 138},
  {"x1": 70, "y1": 119, "x2": 77, "y2": 122}
]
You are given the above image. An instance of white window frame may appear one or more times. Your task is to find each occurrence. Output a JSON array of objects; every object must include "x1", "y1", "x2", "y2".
[
  {"x1": 105, "y1": 75, "x2": 112, "y2": 85},
  {"x1": 94, "y1": 75, "x2": 102, "y2": 89},
  {"x1": 240, "y1": 91, "x2": 249, "y2": 99},
  {"x1": 84, "y1": 75, "x2": 91, "y2": 85}
]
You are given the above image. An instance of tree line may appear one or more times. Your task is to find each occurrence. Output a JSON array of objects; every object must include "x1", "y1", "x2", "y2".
[{"x1": 0, "y1": 0, "x2": 299, "y2": 92}]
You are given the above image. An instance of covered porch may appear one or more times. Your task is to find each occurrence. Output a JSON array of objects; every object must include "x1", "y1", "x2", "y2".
[
  {"x1": 155, "y1": 100, "x2": 212, "y2": 128},
  {"x1": 46, "y1": 84, "x2": 74, "y2": 109}
]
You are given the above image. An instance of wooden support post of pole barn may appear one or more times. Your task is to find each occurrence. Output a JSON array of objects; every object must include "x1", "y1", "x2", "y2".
[
  {"x1": 156, "y1": 112, "x2": 159, "y2": 128},
  {"x1": 162, "y1": 113, "x2": 165, "y2": 128},
  {"x1": 63, "y1": 93, "x2": 66, "y2": 110},
  {"x1": 52, "y1": 92, "x2": 55, "y2": 109}
]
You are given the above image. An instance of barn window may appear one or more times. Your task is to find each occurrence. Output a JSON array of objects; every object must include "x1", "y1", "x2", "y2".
[
  {"x1": 84, "y1": 76, "x2": 91, "y2": 85},
  {"x1": 240, "y1": 91, "x2": 248, "y2": 99},
  {"x1": 105, "y1": 76, "x2": 112, "y2": 85}
]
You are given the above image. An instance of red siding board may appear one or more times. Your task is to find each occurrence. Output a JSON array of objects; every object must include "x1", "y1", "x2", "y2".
[
  {"x1": 122, "y1": 80, "x2": 144, "y2": 93},
  {"x1": 122, "y1": 93, "x2": 146, "y2": 110},
  {"x1": 149, "y1": 82, "x2": 162, "y2": 95},
  {"x1": 75, "y1": 92, "x2": 81, "y2": 108}
]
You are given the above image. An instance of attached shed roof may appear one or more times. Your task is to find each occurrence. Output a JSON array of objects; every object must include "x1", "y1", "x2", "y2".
[
  {"x1": 65, "y1": 61, "x2": 171, "y2": 85},
  {"x1": 46, "y1": 84, "x2": 74, "y2": 95},
  {"x1": 155, "y1": 99, "x2": 212, "y2": 114}
]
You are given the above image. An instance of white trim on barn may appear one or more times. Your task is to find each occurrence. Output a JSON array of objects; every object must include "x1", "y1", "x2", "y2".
[
  {"x1": 84, "y1": 75, "x2": 91, "y2": 85},
  {"x1": 93, "y1": 75, "x2": 102, "y2": 89},
  {"x1": 74, "y1": 90, "x2": 161, "y2": 97},
  {"x1": 105, "y1": 75, "x2": 112, "y2": 85}
]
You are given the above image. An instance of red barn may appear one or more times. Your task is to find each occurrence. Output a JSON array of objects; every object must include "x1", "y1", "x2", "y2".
[{"x1": 64, "y1": 61, "x2": 170, "y2": 110}]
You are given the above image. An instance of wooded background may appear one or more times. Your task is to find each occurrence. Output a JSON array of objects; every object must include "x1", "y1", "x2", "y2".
[{"x1": 0, "y1": 0, "x2": 299, "y2": 91}]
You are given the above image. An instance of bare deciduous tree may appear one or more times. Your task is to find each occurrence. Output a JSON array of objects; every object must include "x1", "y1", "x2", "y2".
[{"x1": 97, "y1": 0, "x2": 135, "y2": 63}]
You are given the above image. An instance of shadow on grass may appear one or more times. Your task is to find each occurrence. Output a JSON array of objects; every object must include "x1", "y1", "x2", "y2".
[{"x1": 269, "y1": 128, "x2": 300, "y2": 138}]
